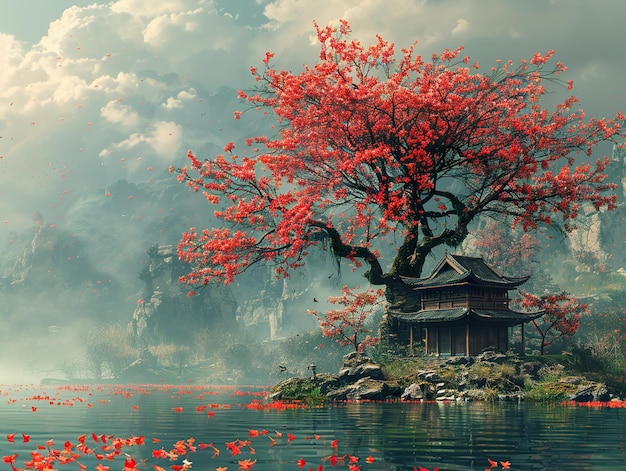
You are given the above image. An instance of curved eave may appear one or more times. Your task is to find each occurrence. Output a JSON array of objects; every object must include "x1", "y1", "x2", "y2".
[
  {"x1": 481, "y1": 275, "x2": 530, "y2": 288},
  {"x1": 402, "y1": 274, "x2": 530, "y2": 290},
  {"x1": 388, "y1": 308, "x2": 543, "y2": 327}
]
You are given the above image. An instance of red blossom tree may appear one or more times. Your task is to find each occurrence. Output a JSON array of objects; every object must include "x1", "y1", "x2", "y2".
[
  {"x1": 308, "y1": 286, "x2": 384, "y2": 352},
  {"x1": 518, "y1": 291, "x2": 588, "y2": 355},
  {"x1": 172, "y1": 20, "x2": 624, "y2": 305}
]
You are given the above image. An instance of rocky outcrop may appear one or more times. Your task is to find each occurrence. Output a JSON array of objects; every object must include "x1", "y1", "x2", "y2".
[
  {"x1": 327, "y1": 377, "x2": 402, "y2": 401},
  {"x1": 271, "y1": 352, "x2": 399, "y2": 402},
  {"x1": 401, "y1": 383, "x2": 424, "y2": 401},
  {"x1": 325, "y1": 352, "x2": 397, "y2": 400},
  {"x1": 338, "y1": 351, "x2": 384, "y2": 383},
  {"x1": 271, "y1": 352, "x2": 617, "y2": 403},
  {"x1": 569, "y1": 384, "x2": 611, "y2": 402},
  {"x1": 560, "y1": 376, "x2": 611, "y2": 402}
]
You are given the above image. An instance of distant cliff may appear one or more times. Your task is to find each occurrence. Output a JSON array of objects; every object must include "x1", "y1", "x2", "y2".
[{"x1": 131, "y1": 243, "x2": 238, "y2": 343}]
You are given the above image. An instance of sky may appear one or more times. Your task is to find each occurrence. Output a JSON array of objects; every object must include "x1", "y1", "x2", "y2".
[{"x1": 0, "y1": 0, "x2": 625, "y2": 244}]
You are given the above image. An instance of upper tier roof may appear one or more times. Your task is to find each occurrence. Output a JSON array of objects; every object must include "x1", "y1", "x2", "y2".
[{"x1": 401, "y1": 253, "x2": 529, "y2": 290}]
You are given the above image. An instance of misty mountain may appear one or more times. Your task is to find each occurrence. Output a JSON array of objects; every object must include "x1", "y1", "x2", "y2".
[
  {"x1": 1, "y1": 81, "x2": 625, "y2": 381},
  {"x1": 0, "y1": 161, "x2": 216, "y2": 373}
]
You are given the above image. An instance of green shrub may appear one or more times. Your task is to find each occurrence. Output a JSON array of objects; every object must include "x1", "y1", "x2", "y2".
[
  {"x1": 482, "y1": 386, "x2": 500, "y2": 402},
  {"x1": 277, "y1": 380, "x2": 325, "y2": 405},
  {"x1": 537, "y1": 363, "x2": 566, "y2": 382},
  {"x1": 525, "y1": 382, "x2": 569, "y2": 402}
]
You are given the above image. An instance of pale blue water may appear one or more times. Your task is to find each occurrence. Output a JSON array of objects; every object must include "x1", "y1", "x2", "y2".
[{"x1": 0, "y1": 384, "x2": 624, "y2": 471}]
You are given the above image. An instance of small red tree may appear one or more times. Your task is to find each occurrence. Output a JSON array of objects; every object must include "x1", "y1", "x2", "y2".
[
  {"x1": 308, "y1": 286, "x2": 384, "y2": 352},
  {"x1": 172, "y1": 20, "x2": 624, "y2": 306},
  {"x1": 518, "y1": 291, "x2": 588, "y2": 355},
  {"x1": 572, "y1": 249, "x2": 610, "y2": 274},
  {"x1": 471, "y1": 221, "x2": 540, "y2": 277}
]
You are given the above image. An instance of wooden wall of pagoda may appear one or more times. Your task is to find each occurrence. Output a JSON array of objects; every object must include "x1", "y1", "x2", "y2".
[{"x1": 390, "y1": 319, "x2": 509, "y2": 356}]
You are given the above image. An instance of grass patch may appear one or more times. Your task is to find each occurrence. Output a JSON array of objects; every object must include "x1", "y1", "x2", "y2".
[
  {"x1": 468, "y1": 361, "x2": 524, "y2": 391},
  {"x1": 380, "y1": 358, "x2": 426, "y2": 380}
]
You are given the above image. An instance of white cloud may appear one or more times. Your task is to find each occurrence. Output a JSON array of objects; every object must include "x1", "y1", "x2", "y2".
[
  {"x1": 147, "y1": 121, "x2": 183, "y2": 158},
  {"x1": 103, "y1": 120, "x2": 182, "y2": 160},
  {"x1": 452, "y1": 18, "x2": 469, "y2": 36},
  {"x1": 262, "y1": 0, "x2": 429, "y2": 46},
  {"x1": 177, "y1": 89, "x2": 197, "y2": 100},
  {"x1": 42, "y1": 5, "x2": 143, "y2": 57},
  {"x1": 0, "y1": 34, "x2": 25, "y2": 91},
  {"x1": 161, "y1": 89, "x2": 198, "y2": 110},
  {"x1": 162, "y1": 97, "x2": 183, "y2": 110},
  {"x1": 91, "y1": 72, "x2": 142, "y2": 96},
  {"x1": 101, "y1": 100, "x2": 141, "y2": 126},
  {"x1": 142, "y1": 9, "x2": 204, "y2": 47},
  {"x1": 112, "y1": 0, "x2": 207, "y2": 17},
  {"x1": 0, "y1": 0, "x2": 625, "y2": 240}
]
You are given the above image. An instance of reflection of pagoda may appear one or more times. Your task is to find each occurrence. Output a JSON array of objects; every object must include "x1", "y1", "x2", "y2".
[{"x1": 387, "y1": 253, "x2": 541, "y2": 356}]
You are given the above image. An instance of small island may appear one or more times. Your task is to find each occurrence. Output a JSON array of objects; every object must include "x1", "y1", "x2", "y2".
[
  {"x1": 271, "y1": 255, "x2": 620, "y2": 404},
  {"x1": 271, "y1": 350, "x2": 618, "y2": 404}
]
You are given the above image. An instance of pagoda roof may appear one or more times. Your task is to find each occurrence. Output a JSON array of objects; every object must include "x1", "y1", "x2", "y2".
[
  {"x1": 388, "y1": 307, "x2": 542, "y2": 327},
  {"x1": 401, "y1": 253, "x2": 529, "y2": 289}
]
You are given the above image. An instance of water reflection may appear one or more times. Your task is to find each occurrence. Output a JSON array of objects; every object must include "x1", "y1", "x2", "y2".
[{"x1": 0, "y1": 384, "x2": 624, "y2": 471}]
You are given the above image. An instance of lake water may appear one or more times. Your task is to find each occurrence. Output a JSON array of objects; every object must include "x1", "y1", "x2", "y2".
[{"x1": 0, "y1": 383, "x2": 624, "y2": 471}]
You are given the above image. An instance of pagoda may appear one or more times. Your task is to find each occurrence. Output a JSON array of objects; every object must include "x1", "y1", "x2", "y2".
[{"x1": 387, "y1": 253, "x2": 541, "y2": 356}]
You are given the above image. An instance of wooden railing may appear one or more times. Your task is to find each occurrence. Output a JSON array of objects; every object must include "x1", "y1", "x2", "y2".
[{"x1": 422, "y1": 298, "x2": 509, "y2": 310}]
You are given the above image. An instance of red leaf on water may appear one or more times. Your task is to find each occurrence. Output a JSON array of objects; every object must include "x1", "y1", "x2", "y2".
[{"x1": 2, "y1": 454, "x2": 18, "y2": 464}]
